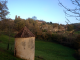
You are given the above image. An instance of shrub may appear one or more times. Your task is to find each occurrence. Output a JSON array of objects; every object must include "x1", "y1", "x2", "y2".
[
  {"x1": 75, "y1": 49, "x2": 80, "y2": 60},
  {"x1": 74, "y1": 34, "x2": 80, "y2": 49}
]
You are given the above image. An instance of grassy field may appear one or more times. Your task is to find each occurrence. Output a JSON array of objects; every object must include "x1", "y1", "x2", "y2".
[{"x1": 0, "y1": 34, "x2": 76, "y2": 60}]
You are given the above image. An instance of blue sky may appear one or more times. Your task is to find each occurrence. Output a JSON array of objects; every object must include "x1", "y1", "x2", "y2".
[{"x1": 6, "y1": 0, "x2": 80, "y2": 25}]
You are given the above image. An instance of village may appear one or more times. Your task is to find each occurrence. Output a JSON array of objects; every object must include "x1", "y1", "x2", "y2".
[{"x1": 0, "y1": 0, "x2": 80, "y2": 60}]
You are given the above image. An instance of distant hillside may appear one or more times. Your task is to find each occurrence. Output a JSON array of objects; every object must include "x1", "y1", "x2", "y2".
[{"x1": 70, "y1": 23, "x2": 80, "y2": 31}]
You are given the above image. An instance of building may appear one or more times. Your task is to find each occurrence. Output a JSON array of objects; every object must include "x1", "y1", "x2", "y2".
[
  {"x1": 14, "y1": 26, "x2": 35, "y2": 60},
  {"x1": 36, "y1": 20, "x2": 46, "y2": 24}
]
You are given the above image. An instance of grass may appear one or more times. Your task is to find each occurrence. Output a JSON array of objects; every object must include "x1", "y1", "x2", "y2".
[
  {"x1": 74, "y1": 31, "x2": 80, "y2": 34},
  {"x1": 35, "y1": 40, "x2": 76, "y2": 60},
  {"x1": 0, "y1": 34, "x2": 76, "y2": 60},
  {"x1": 0, "y1": 34, "x2": 23, "y2": 60}
]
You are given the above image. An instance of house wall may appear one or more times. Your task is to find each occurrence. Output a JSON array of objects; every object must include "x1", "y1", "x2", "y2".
[{"x1": 14, "y1": 37, "x2": 35, "y2": 60}]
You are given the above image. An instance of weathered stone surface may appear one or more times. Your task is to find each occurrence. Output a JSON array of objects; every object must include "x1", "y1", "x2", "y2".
[{"x1": 14, "y1": 37, "x2": 35, "y2": 60}]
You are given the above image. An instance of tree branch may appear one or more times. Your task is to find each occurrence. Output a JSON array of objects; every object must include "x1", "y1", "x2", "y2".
[{"x1": 58, "y1": 0, "x2": 80, "y2": 17}]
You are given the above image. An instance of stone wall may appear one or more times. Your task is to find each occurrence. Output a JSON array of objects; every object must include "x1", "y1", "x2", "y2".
[{"x1": 14, "y1": 37, "x2": 35, "y2": 60}]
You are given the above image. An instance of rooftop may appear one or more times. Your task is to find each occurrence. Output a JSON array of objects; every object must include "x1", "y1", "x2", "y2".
[{"x1": 15, "y1": 26, "x2": 35, "y2": 38}]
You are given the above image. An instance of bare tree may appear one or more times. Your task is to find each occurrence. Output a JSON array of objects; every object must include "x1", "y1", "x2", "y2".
[
  {"x1": 58, "y1": 0, "x2": 79, "y2": 44},
  {"x1": 58, "y1": 0, "x2": 80, "y2": 21},
  {"x1": 58, "y1": 0, "x2": 80, "y2": 32},
  {"x1": 58, "y1": 0, "x2": 80, "y2": 49}
]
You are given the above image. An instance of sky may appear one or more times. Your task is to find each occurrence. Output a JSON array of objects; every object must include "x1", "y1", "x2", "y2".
[{"x1": 5, "y1": 0, "x2": 80, "y2": 25}]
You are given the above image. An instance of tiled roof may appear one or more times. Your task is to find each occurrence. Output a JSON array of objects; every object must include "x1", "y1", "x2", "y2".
[{"x1": 15, "y1": 26, "x2": 35, "y2": 38}]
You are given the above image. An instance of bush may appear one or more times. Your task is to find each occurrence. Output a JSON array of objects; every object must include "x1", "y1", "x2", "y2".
[
  {"x1": 78, "y1": 49, "x2": 80, "y2": 56},
  {"x1": 74, "y1": 34, "x2": 80, "y2": 49},
  {"x1": 42, "y1": 29, "x2": 47, "y2": 32},
  {"x1": 74, "y1": 49, "x2": 80, "y2": 60}
]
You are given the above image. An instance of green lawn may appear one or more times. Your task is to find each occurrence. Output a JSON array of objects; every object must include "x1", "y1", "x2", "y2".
[
  {"x1": 35, "y1": 40, "x2": 76, "y2": 60},
  {"x1": 0, "y1": 34, "x2": 76, "y2": 60}
]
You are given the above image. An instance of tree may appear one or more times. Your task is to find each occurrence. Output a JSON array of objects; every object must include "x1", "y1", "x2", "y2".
[
  {"x1": 0, "y1": 0, "x2": 10, "y2": 50},
  {"x1": 14, "y1": 16, "x2": 25, "y2": 31},
  {"x1": 0, "y1": 19, "x2": 10, "y2": 31},
  {"x1": 7, "y1": 19, "x2": 14, "y2": 50},
  {"x1": 58, "y1": 0, "x2": 80, "y2": 57},
  {"x1": 50, "y1": 21, "x2": 52, "y2": 24},
  {"x1": 58, "y1": 0, "x2": 80, "y2": 22},
  {"x1": 58, "y1": 24, "x2": 62, "y2": 29},
  {"x1": 74, "y1": 34, "x2": 80, "y2": 49},
  {"x1": 67, "y1": 24, "x2": 74, "y2": 31},
  {"x1": 53, "y1": 23, "x2": 59, "y2": 27},
  {"x1": 58, "y1": 0, "x2": 80, "y2": 34},
  {"x1": 0, "y1": 0, "x2": 9, "y2": 20},
  {"x1": 14, "y1": 19, "x2": 25, "y2": 31},
  {"x1": 25, "y1": 20, "x2": 30, "y2": 28}
]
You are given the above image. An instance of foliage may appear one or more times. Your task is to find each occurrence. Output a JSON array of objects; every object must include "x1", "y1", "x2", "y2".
[
  {"x1": 53, "y1": 23, "x2": 59, "y2": 28},
  {"x1": 14, "y1": 16, "x2": 25, "y2": 31},
  {"x1": 74, "y1": 49, "x2": 80, "y2": 60},
  {"x1": 50, "y1": 21, "x2": 52, "y2": 24},
  {"x1": 75, "y1": 31, "x2": 80, "y2": 34},
  {"x1": 42, "y1": 29, "x2": 47, "y2": 32},
  {"x1": 0, "y1": 16, "x2": 80, "y2": 51},
  {"x1": 74, "y1": 34, "x2": 80, "y2": 49},
  {"x1": 0, "y1": 19, "x2": 14, "y2": 31},
  {"x1": 0, "y1": 0, "x2": 9, "y2": 20},
  {"x1": 67, "y1": 25, "x2": 74, "y2": 31}
]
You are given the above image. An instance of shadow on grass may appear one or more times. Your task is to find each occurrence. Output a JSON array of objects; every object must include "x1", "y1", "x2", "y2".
[
  {"x1": 35, "y1": 56, "x2": 45, "y2": 60},
  {"x1": 73, "y1": 53, "x2": 80, "y2": 60}
]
